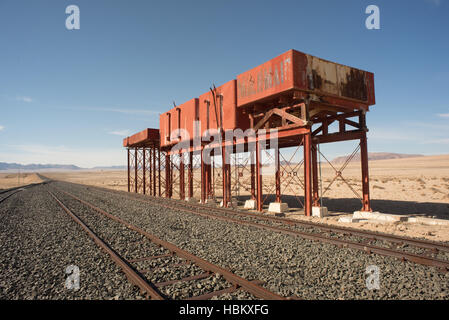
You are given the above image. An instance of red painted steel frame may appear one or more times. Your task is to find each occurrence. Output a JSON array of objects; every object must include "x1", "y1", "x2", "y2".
[
  {"x1": 303, "y1": 132, "x2": 312, "y2": 216},
  {"x1": 125, "y1": 49, "x2": 376, "y2": 215},
  {"x1": 312, "y1": 144, "x2": 320, "y2": 207}
]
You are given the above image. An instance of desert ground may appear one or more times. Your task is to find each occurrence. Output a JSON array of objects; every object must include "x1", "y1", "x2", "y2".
[
  {"x1": 2, "y1": 154, "x2": 448, "y2": 241},
  {"x1": 0, "y1": 172, "x2": 44, "y2": 189}
]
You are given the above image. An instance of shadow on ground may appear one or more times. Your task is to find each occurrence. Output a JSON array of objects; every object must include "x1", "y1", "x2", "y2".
[{"x1": 235, "y1": 194, "x2": 449, "y2": 219}]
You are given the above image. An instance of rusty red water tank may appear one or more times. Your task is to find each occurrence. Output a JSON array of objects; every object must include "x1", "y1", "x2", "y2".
[
  {"x1": 159, "y1": 98, "x2": 199, "y2": 148},
  {"x1": 236, "y1": 49, "x2": 375, "y2": 109},
  {"x1": 123, "y1": 128, "x2": 159, "y2": 148},
  {"x1": 198, "y1": 80, "x2": 250, "y2": 136}
]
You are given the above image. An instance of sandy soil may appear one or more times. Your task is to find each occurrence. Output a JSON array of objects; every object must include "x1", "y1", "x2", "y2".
[
  {"x1": 0, "y1": 173, "x2": 43, "y2": 190},
  {"x1": 39, "y1": 154, "x2": 449, "y2": 242}
]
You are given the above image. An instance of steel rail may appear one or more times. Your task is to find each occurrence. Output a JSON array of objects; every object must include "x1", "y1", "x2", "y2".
[
  {"x1": 0, "y1": 180, "x2": 48, "y2": 195},
  {"x1": 48, "y1": 191, "x2": 165, "y2": 300},
  {"x1": 56, "y1": 188, "x2": 285, "y2": 300},
  {"x1": 0, "y1": 181, "x2": 49, "y2": 203},
  {"x1": 148, "y1": 194, "x2": 449, "y2": 254},
  {"x1": 0, "y1": 189, "x2": 24, "y2": 204},
  {"x1": 75, "y1": 182, "x2": 449, "y2": 254},
  {"x1": 107, "y1": 192, "x2": 449, "y2": 271}
]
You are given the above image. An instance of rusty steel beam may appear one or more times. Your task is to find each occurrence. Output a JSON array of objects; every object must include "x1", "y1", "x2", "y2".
[
  {"x1": 188, "y1": 152, "x2": 193, "y2": 199},
  {"x1": 158, "y1": 149, "x2": 161, "y2": 197},
  {"x1": 312, "y1": 130, "x2": 363, "y2": 145},
  {"x1": 134, "y1": 148, "x2": 138, "y2": 194},
  {"x1": 221, "y1": 144, "x2": 227, "y2": 207},
  {"x1": 303, "y1": 133, "x2": 312, "y2": 216},
  {"x1": 180, "y1": 154, "x2": 185, "y2": 200},
  {"x1": 275, "y1": 146, "x2": 281, "y2": 203},
  {"x1": 201, "y1": 148, "x2": 206, "y2": 203},
  {"x1": 165, "y1": 154, "x2": 170, "y2": 198},
  {"x1": 143, "y1": 148, "x2": 146, "y2": 195},
  {"x1": 169, "y1": 155, "x2": 173, "y2": 198},
  {"x1": 206, "y1": 160, "x2": 212, "y2": 200},
  {"x1": 360, "y1": 131, "x2": 371, "y2": 212},
  {"x1": 256, "y1": 139, "x2": 262, "y2": 212},
  {"x1": 311, "y1": 144, "x2": 320, "y2": 207},
  {"x1": 211, "y1": 155, "x2": 215, "y2": 198},
  {"x1": 250, "y1": 151, "x2": 256, "y2": 200},
  {"x1": 153, "y1": 147, "x2": 156, "y2": 196},
  {"x1": 127, "y1": 149, "x2": 130, "y2": 193}
]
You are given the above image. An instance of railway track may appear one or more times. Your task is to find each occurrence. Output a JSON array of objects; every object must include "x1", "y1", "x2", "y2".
[
  {"x1": 64, "y1": 182, "x2": 449, "y2": 272},
  {"x1": 48, "y1": 188, "x2": 286, "y2": 300},
  {"x1": 0, "y1": 181, "x2": 48, "y2": 204}
]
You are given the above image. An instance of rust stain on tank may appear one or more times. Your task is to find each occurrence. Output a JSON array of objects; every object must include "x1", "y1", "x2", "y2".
[
  {"x1": 340, "y1": 69, "x2": 367, "y2": 101},
  {"x1": 310, "y1": 69, "x2": 323, "y2": 91}
]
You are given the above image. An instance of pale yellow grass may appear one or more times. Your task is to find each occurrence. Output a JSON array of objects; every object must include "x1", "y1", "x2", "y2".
[{"x1": 0, "y1": 173, "x2": 43, "y2": 189}]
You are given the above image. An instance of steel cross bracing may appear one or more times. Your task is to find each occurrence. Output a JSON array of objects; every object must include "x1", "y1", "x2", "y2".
[{"x1": 125, "y1": 108, "x2": 372, "y2": 216}]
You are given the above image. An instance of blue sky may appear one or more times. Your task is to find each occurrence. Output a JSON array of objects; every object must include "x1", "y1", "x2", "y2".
[{"x1": 0, "y1": 0, "x2": 448, "y2": 167}]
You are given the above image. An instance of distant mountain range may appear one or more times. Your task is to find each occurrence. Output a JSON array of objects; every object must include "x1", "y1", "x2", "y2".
[
  {"x1": 0, "y1": 153, "x2": 424, "y2": 171},
  {"x1": 0, "y1": 162, "x2": 126, "y2": 171},
  {"x1": 332, "y1": 152, "x2": 423, "y2": 164}
]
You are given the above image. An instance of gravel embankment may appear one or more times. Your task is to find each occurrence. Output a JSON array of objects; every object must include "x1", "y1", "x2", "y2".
[
  {"x1": 0, "y1": 186, "x2": 146, "y2": 299},
  {"x1": 51, "y1": 181, "x2": 449, "y2": 299},
  {"x1": 48, "y1": 187, "x2": 252, "y2": 300}
]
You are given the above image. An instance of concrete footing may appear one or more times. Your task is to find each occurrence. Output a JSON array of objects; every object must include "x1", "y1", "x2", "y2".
[
  {"x1": 220, "y1": 198, "x2": 238, "y2": 208},
  {"x1": 312, "y1": 206, "x2": 328, "y2": 218},
  {"x1": 406, "y1": 217, "x2": 449, "y2": 226},
  {"x1": 353, "y1": 211, "x2": 408, "y2": 222},
  {"x1": 338, "y1": 217, "x2": 362, "y2": 223},
  {"x1": 244, "y1": 199, "x2": 257, "y2": 210},
  {"x1": 268, "y1": 202, "x2": 288, "y2": 216}
]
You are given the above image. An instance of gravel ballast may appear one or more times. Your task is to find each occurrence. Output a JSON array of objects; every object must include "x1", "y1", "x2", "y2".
[
  {"x1": 0, "y1": 186, "x2": 146, "y2": 299},
  {"x1": 48, "y1": 181, "x2": 449, "y2": 299},
  {"x1": 1, "y1": 181, "x2": 448, "y2": 299}
]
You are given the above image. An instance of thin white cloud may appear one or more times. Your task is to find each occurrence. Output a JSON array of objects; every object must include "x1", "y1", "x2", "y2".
[
  {"x1": 426, "y1": 138, "x2": 449, "y2": 144},
  {"x1": 108, "y1": 129, "x2": 131, "y2": 136},
  {"x1": 0, "y1": 125, "x2": 4, "y2": 131},
  {"x1": 16, "y1": 96, "x2": 33, "y2": 103},
  {"x1": 61, "y1": 106, "x2": 160, "y2": 116},
  {"x1": 437, "y1": 113, "x2": 449, "y2": 118}
]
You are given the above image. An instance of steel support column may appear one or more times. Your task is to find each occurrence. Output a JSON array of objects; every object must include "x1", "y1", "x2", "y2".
[
  {"x1": 303, "y1": 132, "x2": 312, "y2": 216},
  {"x1": 127, "y1": 148, "x2": 130, "y2": 192},
  {"x1": 158, "y1": 149, "x2": 161, "y2": 197},
  {"x1": 153, "y1": 147, "x2": 156, "y2": 196},
  {"x1": 250, "y1": 151, "x2": 256, "y2": 200},
  {"x1": 143, "y1": 148, "x2": 146, "y2": 195},
  {"x1": 312, "y1": 144, "x2": 320, "y2": 207},
  {"x1": 165, "y1": 154, "x2": 170, "y2": 198},
  {"x1": 134, "y1": 148, "x2": 138, "y2": 194},
  {"x1": 221, "y1": 145, "x2": 227, "y2": 207},
  {"x1": 360, "y1": 131, "x2": 371, "y2": 211},
  {"x1": 226, "y1": 161, "x2": 231, "y2": 204},
  {"x1": 205, "y1": 156, "x2": 211, "y2": 200},
  {"x1": 188, "y1": 152, "x2": 193, "y2": 199},
  {"x1": 180, "y1": 153, "x2": 185, "y2": 200},
  {"x1": 169, "y1": 155, "x2": 173, "y2": 198},
  {"x1": 275, "y1": 146, "x2": 281, "y2": 203},
  {"x1": 256, "y1": 138, "x2": 262, "y2": 212},
  {"x1": 201, "y1": 148, "x2": 206, "y2": 203}
]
